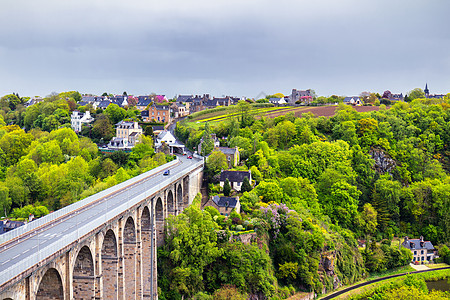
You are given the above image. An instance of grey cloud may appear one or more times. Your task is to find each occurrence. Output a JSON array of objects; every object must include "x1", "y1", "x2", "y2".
[{"x1": 0, "y1": 0, "x2": 449, "y2": 97}]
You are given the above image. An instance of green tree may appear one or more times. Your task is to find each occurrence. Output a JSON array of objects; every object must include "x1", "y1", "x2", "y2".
[
  {"x1": 104, "y1": 103, "x2": 127, "y2": 124},
  {"x1": 360, "y1": 203, "x2": 378, "y2": 241},
  {"x1": 408, "y1": 88, "x2": 425, "y2": 100},
  {"x1": 223, "y1": 178, "x2": 231, "y2": 196},
  {"x1": 241, "y1": 176, "x2": 252, "y2": 193},
  {"x1": 0, "y1": 183, "x2": 11, "y2": 217},
  {"x1": 92, "y1": 114, "x2": 114, "y2": 142},
  {"x1": 206, "y1": 150, "x2": 228, "y2": 177},
  {"x1": 255, "y1": 181, "x2": 283, "y2": 203},
  {"x1": 201, "y1": 122, "x2": 214, "y2": 156},
  {"x1": 164, "y1": 206, "x2": 223, "y2": 297}
]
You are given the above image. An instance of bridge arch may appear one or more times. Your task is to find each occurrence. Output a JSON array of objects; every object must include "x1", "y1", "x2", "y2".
[
  {"x1": 73, "y1": 245, "x2": 95, "y2": 299},
  {"x1": 141, "y1": 206, "x2": 152, "y2": 297},
  {"x1": 101, "y1": 229, "x2": 118, "y2": 299},
  {"x1": 155, "y1": 197, "x2": 164, "y2": 246},
  {"x1": 123, "y1": 216, "x2": 136, "y2": 298},
  {"x1": 167, "y1": 190, "x2": 175, "y2": 216},
  {"x1": 183, "y1": 176, "x2": 190, "y2": 206},
  {"x1": 177, "y1": 184, "x2": 183, "y2": 214},
  {"x1": 36, "y1": 268, "x2": 64, "y2": 299}
]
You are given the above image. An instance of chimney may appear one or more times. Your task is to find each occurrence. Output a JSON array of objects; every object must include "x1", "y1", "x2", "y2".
[
  {"x1": 404, "y1": 236, "x2": 408, "y2": 244},
  {"x1": 420, "y1": 236, "x2": 424, "y2": 242}
]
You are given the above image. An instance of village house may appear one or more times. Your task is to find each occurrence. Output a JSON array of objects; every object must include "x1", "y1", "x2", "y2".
[
  {"x1": 70, "y1": 110, "x2": 94, "y2": 132},
  {"x1": 204, "y1": 195, "x2": 241, "y2": 216},
  {"x1": 343, "y1": 96, "x2": 363, "y2": 106},
  {"x1": 291, "y1": 89, "x2": 313, "y2": 104},
  {"x1": 108, "y1": 121, "x2": 142, "y2": 150},
  {"x1": 171, "y1": 102, "x2": 189, "y2": 118},
  {"x1": 185, "y1": 94, "x2": 211, "y2": 113},
  {"x1": 155, "y1": 130, "x2": 185, "y2": 154},
  {"x1": 401, "y1": 236, "x2": 437, "y2": 263},
  {"x1": 0, "y1": 219, "x2": 25, "y2": 234},
  {"x1": 218, "y1": 146, "x2": 240, "y2": 168},
  {"x1": 220, "y1": 170, "x2": 251, "y2": 192},
  {"x1": 268, "y1": 97, "x2": 287, "y2": 105},
  {"x1": 204, "y1": 97, "x2": 232, "y2": 109},
  {"x1": 148, "y1": 104, "x2": 171, "y2": 123},
  {"x1": 136, "y1": 96, "x2": 153, "y2": 111}
]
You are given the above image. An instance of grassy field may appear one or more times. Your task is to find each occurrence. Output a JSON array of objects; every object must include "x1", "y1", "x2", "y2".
[
  {"x1": 428, "y1": 263, "x2": 450, "y2": 269},
  {"x1": 182, "y1": 104, "x2": 383, "y2": 130}
]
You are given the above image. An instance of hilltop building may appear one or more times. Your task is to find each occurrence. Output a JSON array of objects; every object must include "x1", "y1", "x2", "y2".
[{"x1": 71, "y1": 110, "x2": 94, "y2": 132}]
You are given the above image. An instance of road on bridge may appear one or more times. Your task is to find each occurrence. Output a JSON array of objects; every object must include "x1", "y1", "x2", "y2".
[{"x1": 0, "y1": 155, "x2": 202, "y2": 290}]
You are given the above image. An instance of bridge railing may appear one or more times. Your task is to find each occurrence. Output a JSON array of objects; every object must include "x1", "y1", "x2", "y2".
[
  {"x1": 0, "y1": 157, "x2": 181, "y2": 245},
  {"x1": 0, "y1": 157, "x2": 204, "y2": 288}
]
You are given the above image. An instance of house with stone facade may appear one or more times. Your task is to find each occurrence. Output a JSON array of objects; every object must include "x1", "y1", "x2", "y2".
[
  {"x1": 401, "y1": 236, "x2": 437, "y2": 263},
  {"x1": 217, "y1": 147, "x2": 240, "y2": 168},
  {"x1": 148, "y1": 104, "x2": 171, "y2": 123},
  {"x1": 204, "y1": 195, "x2": 240, "y2": 216}
]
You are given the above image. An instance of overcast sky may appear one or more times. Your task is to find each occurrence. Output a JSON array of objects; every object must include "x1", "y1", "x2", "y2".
[{"x1": 0, "y1": 0, "x2": 449, "y2": 98}]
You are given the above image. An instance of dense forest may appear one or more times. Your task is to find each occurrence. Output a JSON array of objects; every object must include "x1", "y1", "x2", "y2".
[
  {"x1": 165, "y1": 98, "x2": 450, "y2": 299},
  {"x1": 0, "y1": 92, "x2": 169, "y2": 219}
]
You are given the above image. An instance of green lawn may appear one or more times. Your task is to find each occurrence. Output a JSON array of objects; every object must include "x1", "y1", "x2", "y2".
[{"x1": 428, "y1": 263, "x2": 449, "y2": 269}]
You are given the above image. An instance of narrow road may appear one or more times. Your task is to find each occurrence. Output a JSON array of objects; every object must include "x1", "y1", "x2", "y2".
[{"x1": 320, "y1": 266, "x2": 450, "y2": 299}]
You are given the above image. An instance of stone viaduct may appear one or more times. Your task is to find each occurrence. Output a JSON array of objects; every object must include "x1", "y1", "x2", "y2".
[{"x1": 0, "y1": 157, "x2": 203, "y2": 300}]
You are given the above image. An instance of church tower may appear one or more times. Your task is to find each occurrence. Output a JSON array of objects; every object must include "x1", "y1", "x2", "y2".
[{"x1": 424, "y1": 83, "x2": 430, "y2": 98}]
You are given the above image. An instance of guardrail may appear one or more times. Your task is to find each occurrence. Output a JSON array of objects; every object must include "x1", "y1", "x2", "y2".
[
  {"x1": 0, "y1": 157, "x2": 204, "y2": 288},
  {"x1": 0, "y1": 157, "x2": 180, "y2": 245}
]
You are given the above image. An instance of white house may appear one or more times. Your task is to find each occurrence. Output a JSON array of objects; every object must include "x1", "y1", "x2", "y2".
[
  {"x1": 155, "y1": 130, "x2": 185, "y2": 154},
  {"x1": 71, "y1": 111, "x2": 94, "y2": 133},
  {"x1": 220, "y1": 170, "x2": 252, "y2": 192}
]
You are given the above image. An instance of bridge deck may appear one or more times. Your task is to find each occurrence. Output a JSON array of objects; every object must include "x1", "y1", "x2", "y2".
[{"x1": 0, "y1": 155, "x2": 203, "y2": 290}]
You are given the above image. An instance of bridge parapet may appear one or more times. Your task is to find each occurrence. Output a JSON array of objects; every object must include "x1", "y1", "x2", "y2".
[{"x1": 0, "y1": 156, "x2": 204, "y2": 299}]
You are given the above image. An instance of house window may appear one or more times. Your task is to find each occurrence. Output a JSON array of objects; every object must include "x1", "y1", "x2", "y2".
[
  {"x1": 421, "y1": 256, "x2": 424, "y2": 261},
  {"x1": 421, "y1": 250, "x2": 424, "y2": 255},
  {"x1": 414, "y1": 251, "x2": 417, "y2": 255}
]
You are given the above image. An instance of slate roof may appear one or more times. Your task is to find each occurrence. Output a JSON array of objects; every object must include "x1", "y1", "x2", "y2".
[
  {"x1": 218, "y1": 147, "x2": 238, "y2": 155},
  {"x1": 98, "y1": 100, "x2": 111, "y2": 108},
  {"x1": 220, "y1": 170, "x2": 250, "y2": 183},
  {"x1": 109, "y1": 137, "x2": 126, "y2": 147},
  {"x1": 212, "y1": 195, "x2": 239, "y2": 208},
  {"x1": 152, "y1": 125, "x2": 165, "y2": 131},
  {"x1": 77, "y1": 101, "x2": 89, "y2": 107},
  {"x1": 115, "y1": 121, "x2": 140, "y2": 129},
  {"x1": 402, "y1": 238, "x2": 435, "y2": 250},
  {"x1": 152, "y1": 104, "x2": 170, "y2": 110},
  {"x1": 141, "y1": 110, "x2": 149, "y2": 118},
  {"x1": 129, "y1": 132, "x2": 139, "y2": 137},
  {"x1": 81, "y1": 96, "x2": 104, "y2": 103},
  {"x1": 137, "y1": 98, "x2": 152, "y2": 107},
  {"x1": 0, "y1": 220, "x2": 25, "y2": 234},
  {"x1": 343, "y1": 96, "x2": 360, "y2": 103},
  {"x1": 177, "y1": 95, "x2": 193, "y2": 102}
]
